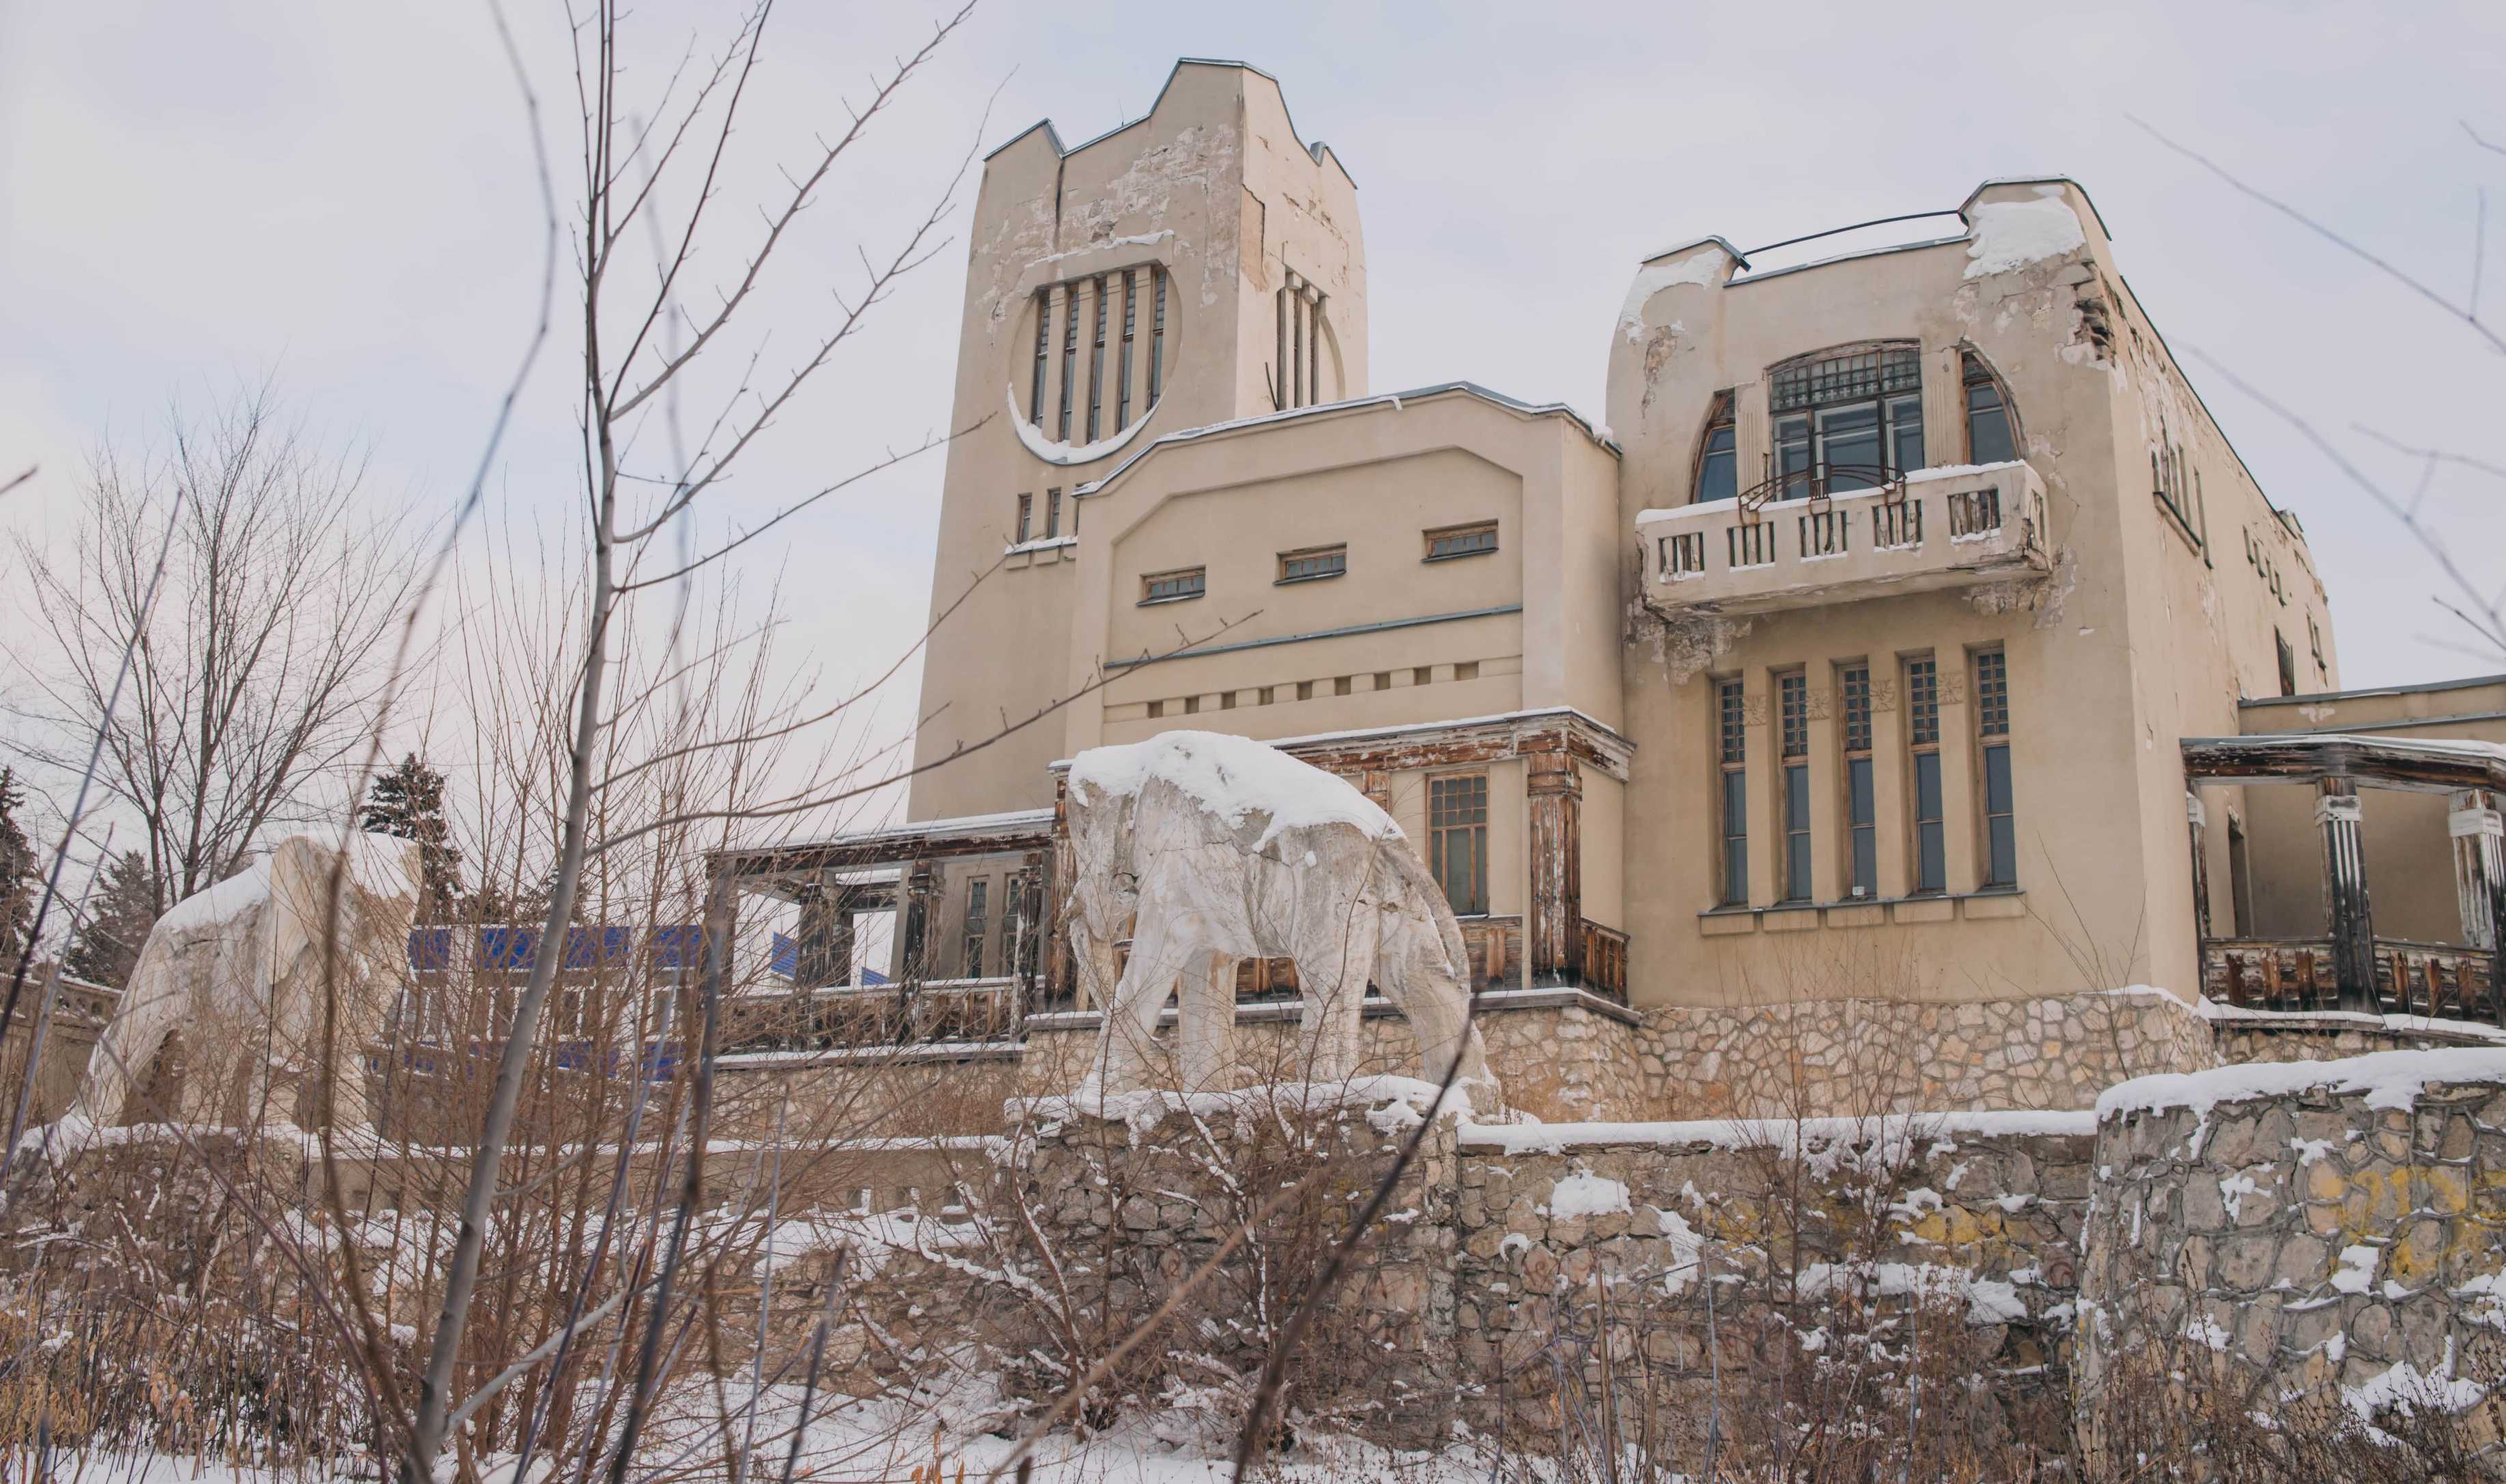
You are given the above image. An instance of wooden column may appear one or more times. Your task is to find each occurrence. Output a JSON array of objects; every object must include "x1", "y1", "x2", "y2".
[
  {"x1": 793, "y1": 880, "x2": 852, "y2": 988},
  {"x1": 1527, "y1": 739, "x2": 1584, "y2": 988},
  {"x1": 2185, "y1": 792, "x2": 2212, "y2": 944},
  {"x1": 1045, "y1": 776, "x2": 1076, "y2": 1011},
  {"x1": 2315, "y1": 777, "x2": 2376, "y2": 1012},
  {"x1": 900, "y1": 859, "x2": 935, "y2": 987},
  {"x1": 2448, "y1": 788, "x2": 2506, "y2": 1025}
]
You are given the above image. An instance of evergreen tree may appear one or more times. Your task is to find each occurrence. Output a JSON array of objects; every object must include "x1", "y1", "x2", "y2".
[
  {"x1": 64, "y1": 851, "x2": 160, "y2": 988},
  {"x1": 0, "y1": 767, "x2": 36, "y2": 970},
  {"x1": 362, "y1": 753, "x2": 463, "y2": 918}
]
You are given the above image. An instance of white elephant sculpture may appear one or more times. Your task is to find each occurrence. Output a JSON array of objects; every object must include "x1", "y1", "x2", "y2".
[
  {"x1": 1062, "y1": 730, "x2": 1492, "y2": 1099},
  {"x1": 72, "y1": 831, "x2": 423, "y2": 1130}
]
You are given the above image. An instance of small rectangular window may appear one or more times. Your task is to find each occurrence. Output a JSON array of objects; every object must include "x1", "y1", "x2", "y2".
[
  {"x1": 1424, "y1": 521, "x2": 1499, "y2": 561},
  {"x1": 1717, "y1": 679, "x2": 1747, "y2": 906},
  {"x1": 1906, "y1": 656, "x2": 1945, "y2": 893},
  {"x1": 1428, "y1": 773, "x2": 1490, "y2": 915},
  {"x1": 1373, "y1": 671, "x2": 1392, "y2": 691},
  {"x1": 1142, "y1": 567, "x2": 1205, "y2": 603},
  {"x1": 1183, "y1": 695, "x2": 1200, "y2": 715},
  {"x1": 1278, "y1": 545, "x2": 1347, "y2": 583},
  {"x1": 1297, "y1": 680, "x2": 1315, "y2": 701},
  {"x1": 1334, "y1": 676, "x2": 1352, "y2": 696},
  {"x1": 1414, "y1": 666, "x2": 1433, "y2": 687},
  {"x1": 1015, "y1": 493, "x2": 1032, "y2": 543},
  {"x1": 1455, "y1": 661, "x2": 1480, "y2": 681},
  {"x1": 1222, "y1": 691, "x2": 1237, "y2": 710},
  {"x1": 2277, "y1": 631, "x2": 2298, "y2": 698},
  {"x1": 1147, "y1": 700, "x2": 1164, "y2": 719},
  {"x1": 1975, "y1": 649, "x2": 2016, "y2": 889},
  {"x1": 1842, "y1": 664, "x2": 1876, "y2": 898},
  {"x1": 1045, "y1": 488, "x2": 1062, "y2": 539},
  {"x1": 1779, "y1": 673, "x2": 1810, "y2": 902},
  {"x1": 1962, "y1": 352, "x2": 2016, "y2": 466},
  {"x1": 1258, "y1": 686, "x2": 1274, "y2": 705}
]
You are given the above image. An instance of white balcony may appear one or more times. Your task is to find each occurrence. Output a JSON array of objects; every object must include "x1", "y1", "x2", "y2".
[{"x1": 1637, "y1": 461, "x2": 2049, "y2": 617}]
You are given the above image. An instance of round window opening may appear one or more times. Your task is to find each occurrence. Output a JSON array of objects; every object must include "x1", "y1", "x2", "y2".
[{"x1": 1009, "y1": 264, "x2": 1177, "y2": 466}]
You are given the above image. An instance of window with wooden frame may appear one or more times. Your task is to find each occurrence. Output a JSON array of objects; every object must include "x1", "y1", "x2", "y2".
[
  {"x1": 1015, "y1": 493, "x2": 1032, "y2": 543},
  {"x1": 1141, "y1": 567, "x2": 1205, "y2": 604},
  {"x1": 1693, "y1": 391, "x2": 1737, "y2": 504},
  {"x1": 1770, "y1": 343, "x2": 1924, "y2": 498},
  {"x1": 1043, "y1": 488, "x2": 1062, "y2": 539},
  {"x1": 1717, "y1": 678, "x2": 1748, "y2": 906},
  {"x1": 1840, "y1": 663, "x2": 1876, "y2": 898},
  {"x1": 961, "y1": 878, "x2": 989, "y2": 978},
  {"x1": 1277, "y1": 544, "x2": 1347, "y2": 584},
  {"x1": 2308, "y1": 616, "x2": 2326, "y2": 678},
  {"x1": 1962, "y1": 351, "x2": 2018, "y2": 466},
  {"x1": 1779, "y1": 672, "x2": 1812, "y2": 902},
  {"x1": 1428, "y1": 773, "x2": 1489, "y2": 916},
  {"x1": 1425, "y1": 520, "x2": 1498, "y2": 561},
  {"x1": 2276, "y1": 631, "x2": 2298, "y2": 698},
  {"x1": 1974, "y1": 648, "x2": 2017, "y2": 889},
  {"x1": 1906, "y1": 656, "x2": 1946, "y2": 894}
]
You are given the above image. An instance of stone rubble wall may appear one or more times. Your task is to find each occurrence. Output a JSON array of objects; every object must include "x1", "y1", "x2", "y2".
[
  {"x1": 2076, "y1": 1056, "x2": 2506, "y2": 1461},
  {"x1": 1624, "y1": 987, "x2": 2218, "y2": 1119}
]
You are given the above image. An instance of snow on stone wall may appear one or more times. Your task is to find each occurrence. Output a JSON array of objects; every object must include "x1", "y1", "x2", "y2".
[{"x1": 2076, "y1": 1049, "x2": 2506, "y2": 1447}]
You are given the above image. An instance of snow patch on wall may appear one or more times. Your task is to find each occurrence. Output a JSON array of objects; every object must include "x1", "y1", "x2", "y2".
[
  {"x1": 2096, "y1": 1047, "x2": 2506, "y2": 1123},
  {"x1": 1963, "y1": 190, "x2": 2087, "y2": 279},
  {"x1": 1616, "y1": 248, "x2": 1723, "y2": 343},
  {"x1": 1006, "y1": 385, "x2": 1157, "y2": 466},
  {"x1": 1541, "y1": 1171, "x2": 1632, "y2": 1221}
]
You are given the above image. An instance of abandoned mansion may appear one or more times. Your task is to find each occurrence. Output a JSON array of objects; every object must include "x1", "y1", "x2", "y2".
[{"x1": 714, "y1": 60, "x2": 2506, "y2": 1122}]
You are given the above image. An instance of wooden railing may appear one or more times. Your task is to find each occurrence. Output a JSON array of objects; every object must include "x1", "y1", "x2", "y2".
[
  {"x1": 720, "y1": 977, "x2": 1023, "y2": 1052},
  {"x1": 1581, "y1": 919, "x2": 1629, "y2": 1003},
  {"x1": 2203, "y1": 937, "x2": 2499, "y2": 1023}
]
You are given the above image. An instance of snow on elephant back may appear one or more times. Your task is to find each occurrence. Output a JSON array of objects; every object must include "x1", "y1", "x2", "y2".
[
  {"x1": 67, "y1": 831, "x2": 424, "y2": 1135},
  {"x1": 1061, "y1": 730, "x2": 1492, "y2": 1104}
]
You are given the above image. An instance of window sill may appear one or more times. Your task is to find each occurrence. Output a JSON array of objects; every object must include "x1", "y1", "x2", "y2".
[
  {"x1": 1274, "y1": 571, "x2": 1345, "y2": 586},
  {"x1": 1137, "y1": 593, "x2": 1204, "y2": 608},
  {"x1": 2153, "y1": 491, "x2": 2207, "y2": 562},
  {"x1": 1697, "y1": 888, "x2": 2027, "y2": 933},
  {"x1": 1422, "y1": 548, "x2": 1498, "y2": 564}
]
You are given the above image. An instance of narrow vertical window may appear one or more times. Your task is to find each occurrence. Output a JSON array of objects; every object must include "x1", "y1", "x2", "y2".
[
  {"x1": 1962, "y1": 351, "x2": 2016, "y2": 465},
  {"x1": 1015, "y1": 493, "x2": 1032, "y2": 543},
  {"x1": 1149, "y1": 267, "x2": 1166, "y2": 406},
  {"x1": 1085, "y1": 274, "x2": 1108, "y2": 442},
  {"x1": 962, "y1": 879, "x2": 989, "y2": 978},
  {"x1": 1310, "y1": 294, "x2": 1325, "y2": 403},
  {"x1": 1779, "y1": 673, "x2": 1811, "y2": 901},
  {"x1": 1975, "y1": 648, "x2": 2016, "y2": 889},
  {"x1": 1842, "y1": 663, "x2": 1876, "y2": 898},
  {"x1": 1291, "y1": 289, "x2": 1306, "y2": 407},
  {"x1": 2228, "y1": 818, "x2": 2253, "y2": 937},
  {"x1": 2276, "y1": 631, "x2": 2298, "y2": 697},
  {"x1": 1428, "y1": 773, "x2": 1489, "y2": 915},
  {"x1": 1056, "y1": 283, "x2": 1079, "y2": 442},
  {"x1": 1115, "y1": 270, "x2": 1136, "y2": 431},
  {"x1": 1717, "y1": 679, "x2": 1748, "y2": 906},
  {"x1": 1693, "y1": 393, "x2": 1737, "y2": 504},
  {"x1": 1275, "y1": 288, "x2": 1291, "y2": 410},
  {"x1": 1029, "y1": 289, "x2": 1051, "y2": 425},
  {"x1": 1906, "y1": 657, "x2": 1945, "y2": 894},
  {"x1": 1044, "y1": 487, "x2": 1062, "y2": 539}
]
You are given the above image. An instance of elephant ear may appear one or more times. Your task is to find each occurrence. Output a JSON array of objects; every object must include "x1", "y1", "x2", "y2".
[{"x1": 1382, "y1": 837, "x2": 1469, "y2": 976}]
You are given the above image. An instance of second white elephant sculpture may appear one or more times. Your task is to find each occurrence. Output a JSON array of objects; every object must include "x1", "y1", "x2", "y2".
[{"x1": 1062, "y1": 730, "x2": 1492, "y2": 1098}]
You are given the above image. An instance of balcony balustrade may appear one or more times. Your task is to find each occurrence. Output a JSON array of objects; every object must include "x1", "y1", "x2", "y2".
[{"x1": 1638, "y1": 460, "x2": 2048, "y2": 617}]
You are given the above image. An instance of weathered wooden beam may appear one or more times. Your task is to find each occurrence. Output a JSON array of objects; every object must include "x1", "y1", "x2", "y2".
[
  {"x1": 2317, "y1": 778, "x2": 2378, "y2": 1012},
  {"x1": 1526, "y1": 739, "x2": 1583, "y2": 987},
  {"x1": 2182, "y1": 734, "x2": 2506, "y2": 794}
]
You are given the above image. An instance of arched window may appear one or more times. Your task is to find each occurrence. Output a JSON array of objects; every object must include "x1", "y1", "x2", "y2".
[
  {"x1": 1767, "y1": 341, "x2": 1924, "y2": 498},
  {"x1": 1692, "y1": 391, "x2": 1736, "y2": 504},
  {"x1": 1962, "y1": 349, "x2": 2020, "y2": 465}
]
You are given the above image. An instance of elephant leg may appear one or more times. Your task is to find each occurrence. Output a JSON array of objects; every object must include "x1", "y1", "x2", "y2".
[
  {"x1": 1096, "y1": 914, "x2": 1187, "y2": 1094},
  {"x1": 1293, "y1": 911, "x2": 1377, "y2": 1085},
  {"x1": 74, "y1": 975, "x2": 181, "y2": 1128},
  {"x1": 1377, "y1": 930, "x2": 1490, "y2": 1094},
  {"x1": 1176, "y1": 952, "x2": 1237, "y2": 1091}
]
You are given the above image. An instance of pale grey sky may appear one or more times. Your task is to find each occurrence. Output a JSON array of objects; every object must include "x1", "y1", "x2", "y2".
[{"x1": 4, "y1": 0, "x2": 2501, "y2": 783}]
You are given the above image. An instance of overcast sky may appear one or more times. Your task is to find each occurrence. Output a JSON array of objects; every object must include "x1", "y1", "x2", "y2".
[{"x1": 5, "y1": 0, "x2": 2502, "y2": 796}]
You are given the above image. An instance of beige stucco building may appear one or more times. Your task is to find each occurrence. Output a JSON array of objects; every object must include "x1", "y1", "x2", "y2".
[{"x1": 716, "y1": 60, "x2": 2506, "y2": 1119}]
